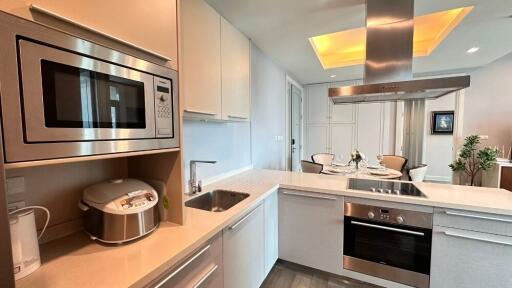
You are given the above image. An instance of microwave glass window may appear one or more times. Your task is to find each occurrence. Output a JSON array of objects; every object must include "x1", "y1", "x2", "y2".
[{"x1": 40, "y1": 60, "x2": 146, "y2": 129}]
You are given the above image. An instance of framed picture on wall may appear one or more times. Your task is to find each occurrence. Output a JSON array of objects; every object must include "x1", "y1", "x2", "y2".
[{"x1": 431, "y1": 111, "x2": 454, "y2": 134}]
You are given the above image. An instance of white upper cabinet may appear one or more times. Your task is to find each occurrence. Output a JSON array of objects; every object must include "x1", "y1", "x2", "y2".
[
  {"x1": 331, "y1": 104, "x2": 355, "y2": 123},
  {"x1": 307, "y1": 84, "x2": 330, "y2": 124},
  {"x1": 306, "y1": 124, "x2": 330, "y2": 157},
  {"x1": 181, "y1": 0, "x2": 222, "y2": 119},
  {"x1": 221, "y1": 17, "x2": 250, "y2": 121}
]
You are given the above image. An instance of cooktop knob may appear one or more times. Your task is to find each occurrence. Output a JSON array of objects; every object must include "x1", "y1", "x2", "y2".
[
  {"x1": 385, "y1": 189, "x2": 392, "y2": 194},
  {"x1": 396, "y1": 215, "x2": 404, "y2": 224},
  {"x1": 368, "y1": 211, "x2": 375, "y2": 219},
  {"x1": 378, "y1": 188, "x2": 384, "y2": 193},
  {"x1": 370, "y1": 187, "x2": 376, "y2": 192}
]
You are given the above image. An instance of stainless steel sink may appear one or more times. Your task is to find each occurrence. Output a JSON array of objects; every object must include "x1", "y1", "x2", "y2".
[{"x1": 185, "y1": 190, "x2": 250, "y2": 212}]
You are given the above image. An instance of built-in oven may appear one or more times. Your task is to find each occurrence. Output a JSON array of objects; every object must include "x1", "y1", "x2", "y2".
[
  {"x1": 0, "y1": 12, "x2": 179, "y2": 162},
  {"x1": 343, "y1": 202, "x2": 432, "y2": 288}
]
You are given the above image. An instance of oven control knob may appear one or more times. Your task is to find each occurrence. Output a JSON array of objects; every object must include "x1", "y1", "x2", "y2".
[
  {"x1": 396, "y1": 216, "x2": 404, "y2": 224},
  {"x1": 368, "y1": 211, "x2": 375, "y2": 219},
  {"x1": 370, "y1": 187, "x2": 376, "y2": 192},
  {"x1": 378, "y1": 188, "x2": 384, "y2": 193},
  {"x1": 159, "y1": 95, "x2": 168, "y2": 102}
]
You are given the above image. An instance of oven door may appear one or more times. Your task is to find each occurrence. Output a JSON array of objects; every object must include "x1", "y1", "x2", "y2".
[
  {"x1": 343, "y1": 216, "x2": 432, "y2": 287},
  {"x1": 18, "y1": 39, "x2": 156, "y2": 142}
]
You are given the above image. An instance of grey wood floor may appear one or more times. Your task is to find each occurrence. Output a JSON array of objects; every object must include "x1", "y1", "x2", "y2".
[{"x1": 261, "y1": 260, "x2": 382, "y2": 288}]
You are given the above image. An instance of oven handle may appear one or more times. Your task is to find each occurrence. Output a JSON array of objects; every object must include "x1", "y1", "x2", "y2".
[{"x1": 350, "y1": 220, "x2": 425, "y2": 236}]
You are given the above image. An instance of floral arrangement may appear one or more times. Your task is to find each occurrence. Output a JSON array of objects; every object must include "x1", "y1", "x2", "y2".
[{"x1": 349, "y1": 149, "x2": 365, "y2": 169}]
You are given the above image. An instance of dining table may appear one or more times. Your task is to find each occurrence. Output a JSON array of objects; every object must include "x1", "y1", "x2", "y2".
[{"x1": 321, "y1": 163, "x2": 403, "y2": 180}]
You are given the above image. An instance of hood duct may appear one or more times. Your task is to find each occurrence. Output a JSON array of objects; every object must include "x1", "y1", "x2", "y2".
[{"x1": 329, "y1": 0, "x2": 470, "y2": 104}]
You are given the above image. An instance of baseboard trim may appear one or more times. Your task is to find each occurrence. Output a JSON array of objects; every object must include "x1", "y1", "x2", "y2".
[{"x1": 425, "y1": 175, "x2": 452, "y2": 183}]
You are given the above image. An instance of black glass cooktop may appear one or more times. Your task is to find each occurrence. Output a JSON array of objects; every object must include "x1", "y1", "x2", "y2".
[{"x1": 348, "y1": 178, "x2": 427, "y2": 198}]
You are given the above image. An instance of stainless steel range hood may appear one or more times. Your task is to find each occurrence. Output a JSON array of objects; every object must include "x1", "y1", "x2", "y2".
[{"x1": 329, "y1": 0, "x2": 470, "y2": 104}]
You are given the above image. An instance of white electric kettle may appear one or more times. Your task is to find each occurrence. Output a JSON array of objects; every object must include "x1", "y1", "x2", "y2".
[{"x1": 9, "y1": 206, "x2": 50, "y2": 280}]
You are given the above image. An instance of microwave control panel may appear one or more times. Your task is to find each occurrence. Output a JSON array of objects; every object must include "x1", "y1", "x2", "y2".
[{"x1": 154, "y1": 77, "x2": 173, "y2": 138}]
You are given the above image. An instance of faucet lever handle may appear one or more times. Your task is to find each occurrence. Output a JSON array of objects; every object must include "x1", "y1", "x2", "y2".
[{"x1": 197, "y1": 180, "x2": 202, "y2": 192}]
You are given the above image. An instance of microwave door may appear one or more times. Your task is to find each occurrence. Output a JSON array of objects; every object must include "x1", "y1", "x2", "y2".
[{"x1": 18, "y1": 39, "x2": 156, "y2": 142}]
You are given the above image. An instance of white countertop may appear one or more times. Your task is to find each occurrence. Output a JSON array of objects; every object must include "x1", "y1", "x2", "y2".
[{"x1": 15, "y1": 169, "x2": 512, "y2": 288}]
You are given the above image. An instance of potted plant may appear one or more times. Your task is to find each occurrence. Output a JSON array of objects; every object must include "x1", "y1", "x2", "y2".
[
  {"x1": 449, "y1": 135, "x2": 498, "y2": 186},
  {"x1": 349, "y1": 149, "x2": 366, "y2": 170}
]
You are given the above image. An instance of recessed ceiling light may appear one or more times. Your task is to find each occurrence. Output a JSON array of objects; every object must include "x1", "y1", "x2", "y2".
[
  {"x1": 467, "y1": 47, "x2": 480, "y2": 53},
  {"x1": 330, "y1": 74, "x2": 336, "y2": 78}
]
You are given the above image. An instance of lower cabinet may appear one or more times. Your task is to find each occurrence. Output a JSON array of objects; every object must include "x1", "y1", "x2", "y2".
[
  {"x1": 149, "y1": 233, "x2": 223, "y2": 288},
  {"x1": 278, "y1": 189, "x2": 343, "y2": 275},
  {"x1": 264, "y1": 190, "x2": 279, "y2": 275},
  {"x1": 223, "y1": 204, "x2": 265, "y2": 288},
  {"x1": 430, "y1": 226, "x2": 512, "y2": 288},
  {"x1": 430, "y1": 208, "x2": 512, "y2": 288}
]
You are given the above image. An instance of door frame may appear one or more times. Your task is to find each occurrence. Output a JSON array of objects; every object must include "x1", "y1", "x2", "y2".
[{"x1": 285, "y1": 75, "x2": 304, "y2": 171}]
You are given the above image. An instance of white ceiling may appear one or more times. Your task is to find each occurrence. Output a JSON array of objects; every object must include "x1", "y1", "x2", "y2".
[{"x1": 207, "y1": 0, "x2": 512, "y2": 84}]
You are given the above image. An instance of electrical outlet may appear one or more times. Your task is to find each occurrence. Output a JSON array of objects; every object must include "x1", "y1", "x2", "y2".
[
  {"x1": 6, "y1": 177, "x2": 25, "y2": 195},
  {"x1": 7, "y1": 201, "x2": 26, "y2": 213}
]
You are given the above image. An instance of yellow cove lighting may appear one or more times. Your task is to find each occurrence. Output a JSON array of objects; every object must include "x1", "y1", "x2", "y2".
[{"x1": 309, "y1": 6, "x2": 473, "y2": 69}]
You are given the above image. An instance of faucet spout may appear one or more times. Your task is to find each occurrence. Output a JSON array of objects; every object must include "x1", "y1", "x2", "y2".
[{"x1": 189, "y1": 160, "x2": 217, "y2": 195}]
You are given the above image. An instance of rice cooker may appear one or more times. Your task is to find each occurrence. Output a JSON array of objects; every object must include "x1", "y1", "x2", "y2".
[{"x1": 79, "y1": 179, "x2": 159, "y2": 243}]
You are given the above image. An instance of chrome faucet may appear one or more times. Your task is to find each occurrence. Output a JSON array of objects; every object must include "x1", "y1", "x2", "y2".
[{"x1": 189, "y1": 160, "x2": 216, "y2": 194}]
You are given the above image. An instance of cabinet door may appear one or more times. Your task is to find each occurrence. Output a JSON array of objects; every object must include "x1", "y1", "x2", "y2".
[
  {"x1": 356, "y1": 103, "x2": 382, "y2": 164},
  {"x1": 181, "y1": 0, "x2": 222, "y2": 119},
  {"x1": 306, "y1": 124, "x2": 330, "y2": 158},
  {"x1": 264, "y1": 190, "x2": 279, "y2": 276},
  {"x1": 224, "y1": 204, "x2": 265, "y2": 288},
  {"x1": 307, "y1": 84, "x2": 330, "y2": 124},
  {"x1": 151, "y1": 233, "x2": 223, "y2": 288},
  {"x1": 430, "y1": 226, "x2": 512, "y2": 288},
  {"x1": 331, "y1": 103, "x2": 355, "y2": 123},
  {"x1": 221, "y1": 17, "x2": 251, "y2": 121},
  {"x1": 330, "y1": 124, "x2": 355, "y2": 161},
  {"x1": 279, "y1": 190, "x2": 343, "y2": 275}
]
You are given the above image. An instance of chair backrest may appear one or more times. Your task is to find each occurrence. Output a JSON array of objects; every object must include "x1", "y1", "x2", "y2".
[
  {"x1": 408, "y1": 164, "x2": 428, "y2": 182},
  {"x1": 311, "y1": 153, "x2": 334, "y2": 166},
  {"x1": 381, "y1": 155, "x2": 408, "y2": 172},
  {"x1": 301, "y1": 160, "x2": 323, "y2": 174}
]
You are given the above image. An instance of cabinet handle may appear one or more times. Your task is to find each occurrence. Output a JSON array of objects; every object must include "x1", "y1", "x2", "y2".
[
  {"x1": 184, "y1": 109, "x2": 217, "y2": 116},
  {"x1": 227, "y1": 115, "x2": 248, "y2": 120},
  {"x1": 442, "y1": 230, "x2": 512, "y2": 247},
  {"x1": 351, "y1": 220, "x2": 425, "y2": 236},
  {"x1": 443, "y1": 210, "x2": 512, "y2": 223},
  {"x1": 153, "y1": 245, "x2": 211, "y2": 288},
  {"x1": 229, "y1": 206, "x2": 260, "y2": 230},
  {"x1": 282, "y1": 191, "x2": 337, "y2": 201},
  {"x1": 29, "y1": 4, "x2": 172, "y2": 61},
  {"x1": 192, "y1": 265, "x2": 219, "y2": 288}
]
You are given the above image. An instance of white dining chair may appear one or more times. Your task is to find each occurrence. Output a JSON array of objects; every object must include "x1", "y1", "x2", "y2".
[
  {"x1": 408, "y1": 165, "x2": 428, "y2": 182},
  {"x1": 311, "y1": 153, "x2": 334, "y2": 166}
]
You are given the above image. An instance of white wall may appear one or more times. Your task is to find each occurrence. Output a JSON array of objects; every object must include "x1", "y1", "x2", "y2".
[
  {"x1": 183, "y1": 120, "x2": 251, "y2": 184},
  {"x1": 423, "y1": 93, "x2": 455, "y2": 183},
  {"x1": 463, "y1": 52, "x2": 512, "y2": 148},
  {"x1": 250, "y1": 43, "x2": 287, "y2": 170}
]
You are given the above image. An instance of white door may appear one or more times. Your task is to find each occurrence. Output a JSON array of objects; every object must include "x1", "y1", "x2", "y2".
[
  {"x1": 306, "y1": 84, "x2": 330, "y2": 124},
  {"x1": 331, "y1": 124, "x2": 355, "y2": 163},
  {"x1": 306, "y1": 124, "x2": 329, "y2": 160},
  {"x1": 290, "y1": 83, "x2": 303, "y2": 171},
  {"x1": 356, "y1": 103, "x2": 383, "y2": 165}
]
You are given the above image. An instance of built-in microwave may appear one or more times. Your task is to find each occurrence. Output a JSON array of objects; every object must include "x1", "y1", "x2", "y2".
[{"x1": 0, "y1": 12, "x2": 179, "y2": 163}]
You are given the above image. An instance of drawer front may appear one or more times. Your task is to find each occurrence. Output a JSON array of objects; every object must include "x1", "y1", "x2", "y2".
[
  {"x1": 150, "y1": 233, "x2": 223, "y2": 288},
  {"x1": 434, "y1": 208, "x2": 512, "y2": 236},
  {"x1": 431, "y1": 226, "x2": 512, "y2": 288}
]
